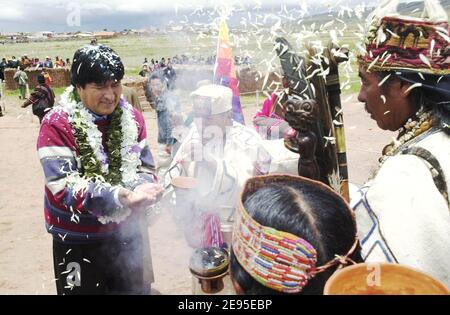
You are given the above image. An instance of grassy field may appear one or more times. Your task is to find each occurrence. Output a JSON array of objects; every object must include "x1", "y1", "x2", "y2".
[
  {"x1": 0, "y1": 29, "x2": 362, "y2": 98},
  {"x1": 2, "y1": 2, "x2": 450, "y2": 98},
  {"x1": 0, "y1": 34, "x2": 218, "y2": 74},
  {"x1": 1, "y1": 16, "x2": 367, "y2": 101}
]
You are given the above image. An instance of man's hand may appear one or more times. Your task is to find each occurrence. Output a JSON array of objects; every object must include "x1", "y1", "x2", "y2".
[
  {"x1": 118, "y1": 183, "x2": 164, "y2": 212},
  {"x1": 134, "y1": 183, "x2": 164, "y2": 201},
  {"x1": 21, "y1": 102, "x2": 28, "y2": 108}
]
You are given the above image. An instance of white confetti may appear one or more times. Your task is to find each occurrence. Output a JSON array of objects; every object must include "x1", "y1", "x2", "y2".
[
  {"x1": 437, "y1": 30, "x2": 450, "y2": 43},
  {"x1": 58, "y1": 233, "x2": 67, "y2": 242},
  {"x1": 333, "y1": 119, "x2": 343, "y2": 126},
  {"x1": 430, "y1": 39, "x2": 435, "y2": 58},
  {"x1": 367, "y1": 55, "x2": 380, "y2": 71},
  {"x1": 405, "y1": 83, "x2": 422, "y2": 94},
  {"x1": 385, "y1": 29, "x2": 400, "y2": 38},
  {"x1": 419, "y1": 54, "x2": 431, "y2": 68},
  {"x1": 378, "y1": 74, "x2": 391, "y2": 87}
]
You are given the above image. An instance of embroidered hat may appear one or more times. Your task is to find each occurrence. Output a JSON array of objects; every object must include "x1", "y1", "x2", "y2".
[{"x1": 359, "y1": 0, "x2": 450, "y2": 75}]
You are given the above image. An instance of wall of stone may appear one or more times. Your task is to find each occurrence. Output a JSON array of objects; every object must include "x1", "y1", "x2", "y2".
[
  {"x1": 122, "y1": 77, "x2": 148, "y2": 96},
  {"x1": 4, "y1": 68, "x2": 71, "y2": 90}
]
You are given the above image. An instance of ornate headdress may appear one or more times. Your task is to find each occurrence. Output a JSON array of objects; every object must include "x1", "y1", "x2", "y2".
[
  {"x1": 232, "y1": 175, "x2": 359, "y2": 294},
  {"x1": 359, "y1": 0, "x2": 450, "y2": 75}
]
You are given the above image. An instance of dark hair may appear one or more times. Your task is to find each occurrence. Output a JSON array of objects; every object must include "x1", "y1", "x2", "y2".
[
  {"x1": 230, "y1": 180, "x2": 361, "y2": 295},
  {"x1": 149, "y1": 71, "x2": 166, "y2": 84},
  {"x1": 70, "y1": 45, "x2": 124, "y2": 88},
  {"x1": 37, "y1": 74, "x2": 45, "y2": 84},
  {"x1": 378, "y1": 71, "x2": 450, "y2": 135}
]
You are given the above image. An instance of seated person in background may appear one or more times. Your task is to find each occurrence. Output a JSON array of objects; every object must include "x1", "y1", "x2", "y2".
[
  {"x1": 230, "y1": 174, "x2": 361, "y2": 295},
  {"x1": 253, "y1": 76, "x2": 295, "y2": 140},
  {"x1": 55, "y1": 56, "x2": 65, "y2": 68}
]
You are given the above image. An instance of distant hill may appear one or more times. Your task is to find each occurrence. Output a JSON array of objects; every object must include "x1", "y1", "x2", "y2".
[{"x1": 397, "y1": 0, "x2": 450, "y2": 15}]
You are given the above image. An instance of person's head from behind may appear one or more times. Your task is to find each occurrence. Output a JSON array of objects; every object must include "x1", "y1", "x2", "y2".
[
  {"x1": 37, "y1": 74, "x2": 45, "y2": 85},
  {"x1": 230, "y1": 175, "x2": 360, "y2": 295},
  {"x1": 190, "y1": 84, "x2": 233, "y2": 132},
  {"x1": 149, "y1": 72, "x2": 167, "y2": 98},
  {"x1": 71, "y1": 45, "x2": 124, "y2": 116}
]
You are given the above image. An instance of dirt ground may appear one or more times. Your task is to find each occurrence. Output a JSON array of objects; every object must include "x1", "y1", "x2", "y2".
[{"x1": 0, "y1": 90, "x2": 393, "y2": 295}]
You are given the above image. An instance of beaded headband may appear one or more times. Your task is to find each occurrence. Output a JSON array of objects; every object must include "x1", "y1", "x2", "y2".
[
  {"x1": 358, "y1": 0, "x2": 450, "y2": 75},
  {"x1": 232, "y1": 174, "x2": 359, "y2": 294}
]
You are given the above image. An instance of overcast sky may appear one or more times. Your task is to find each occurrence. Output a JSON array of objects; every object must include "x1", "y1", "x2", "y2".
[{"x1": 0, "y1": 0, "x2": 379, "y2": 32}]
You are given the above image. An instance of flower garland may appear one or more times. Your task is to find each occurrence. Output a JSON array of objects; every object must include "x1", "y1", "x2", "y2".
[
  {"x1": 379, "y1": 107, "x2": 435, "y2": 165},
  {"x1": 60, "y1": 86, "x2": 141, "y2": 188}
]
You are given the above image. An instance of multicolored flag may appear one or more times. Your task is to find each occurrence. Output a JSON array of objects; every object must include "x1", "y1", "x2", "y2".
[{"x1": 213, "y1": 19, "x2": 245, "y2": 125}]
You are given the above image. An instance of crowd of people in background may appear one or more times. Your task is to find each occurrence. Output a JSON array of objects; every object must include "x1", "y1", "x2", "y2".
[
  {"x1": 139, "y1": 57, "x2": 177, "y2": 90},
  {"x1": 0, "y1": 55, "x2": 70, "y2": 76},
  {"x1": 0, "y1": 45, "x2": 252, "y2": 122}
]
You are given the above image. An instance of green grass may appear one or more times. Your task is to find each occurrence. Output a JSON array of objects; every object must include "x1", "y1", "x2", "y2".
[
  {"x1": 0, "y1": 34, "x2": 218, "y2": 77},
  {"x1": 4, "y1": 86, "x2": 67, "y2": 97},
  {"x1": 0, "y1": 21, "x2": 366, "y2": 95}
]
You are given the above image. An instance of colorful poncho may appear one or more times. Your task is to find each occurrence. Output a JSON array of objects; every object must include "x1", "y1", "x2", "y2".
[{"x1": 37, "y1": 100, "x2": 156, "y2": 242}]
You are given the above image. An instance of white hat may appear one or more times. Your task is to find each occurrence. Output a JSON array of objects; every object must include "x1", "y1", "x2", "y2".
[{"x1": 190, "y1": 84, "x2": 232, "y2": 115}]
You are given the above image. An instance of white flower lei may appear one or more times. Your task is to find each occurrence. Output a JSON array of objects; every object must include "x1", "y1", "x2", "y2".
[
  {"x1": 60, "y1": 86, "x2": 141, "y2": 186},
  {"x1": 59, "y1": 86, "x2": 142, "y2": 223}
]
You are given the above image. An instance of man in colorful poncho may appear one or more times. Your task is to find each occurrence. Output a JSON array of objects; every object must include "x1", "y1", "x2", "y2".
[
  {"x1": 353, "y1": 0, "x2": 450, "y2": 287},
  {"x1": 37, "y1": 45, "x2": 163, "y2": 294}
]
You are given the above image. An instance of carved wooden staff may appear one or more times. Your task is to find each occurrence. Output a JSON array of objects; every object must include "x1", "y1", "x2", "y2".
[
  {"x1": 324, "y1": 44, "x2": 350, "y2": 201},
  {"x1": 275, "y1": 37, "x2": 340, "y2": 191}
]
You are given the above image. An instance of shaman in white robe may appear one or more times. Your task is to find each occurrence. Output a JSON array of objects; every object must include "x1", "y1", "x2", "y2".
[
  {"x1": 164, "y1": 121, "x2": 272, "y2": 244},
  {"x1": 353, "y1": 129, "x2": 450, "y2": 287}
]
